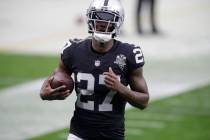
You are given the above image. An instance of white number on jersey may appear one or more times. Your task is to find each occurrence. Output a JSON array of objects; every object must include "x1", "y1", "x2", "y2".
[
  {"x1": 76, "y1": 73, "x2": 117, "y2": 112},
  {"x1": 133, "y1": 46, "x2": 144, "y2": 64}
]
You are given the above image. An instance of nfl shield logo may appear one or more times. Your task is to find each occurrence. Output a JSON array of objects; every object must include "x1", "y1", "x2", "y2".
[{"x1": 95, "y1": 60, "x2": 101, "y2": 67}]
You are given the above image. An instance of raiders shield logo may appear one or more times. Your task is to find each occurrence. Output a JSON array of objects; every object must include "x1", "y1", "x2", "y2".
[{"x1": 95, "y1": 60, "x2": 101, "y2": 67}]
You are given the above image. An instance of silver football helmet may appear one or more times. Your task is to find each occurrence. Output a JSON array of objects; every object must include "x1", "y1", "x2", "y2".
[{"x1": 86, "y1": 0, "x2": 125, "y2": 43}]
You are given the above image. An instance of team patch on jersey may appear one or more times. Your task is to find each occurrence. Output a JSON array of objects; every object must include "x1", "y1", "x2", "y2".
[
  {"x1": 94, "y1": 60, "x2": 101, "y2": 67},
  {"x1": 114, "y1": 54, "x2": 126, "y2": 71}
]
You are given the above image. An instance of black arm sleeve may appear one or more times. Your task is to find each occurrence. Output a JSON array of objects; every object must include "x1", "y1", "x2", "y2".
[{"x1": 60, "y1": 40, "x2": 75, "y2": 72}]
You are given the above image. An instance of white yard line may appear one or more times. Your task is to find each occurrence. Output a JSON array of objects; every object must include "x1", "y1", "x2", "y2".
[{"x1": 125, "y1": 128, "x2": 144, "y2": 136}]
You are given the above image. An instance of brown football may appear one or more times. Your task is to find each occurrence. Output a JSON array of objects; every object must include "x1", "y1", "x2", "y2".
[{"x1": 51, "y1": 71, "x2": 74, "y2": 93}]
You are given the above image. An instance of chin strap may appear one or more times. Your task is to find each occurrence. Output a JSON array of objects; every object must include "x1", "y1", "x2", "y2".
[{"x1": 93, "y1": 32, "x2": 113, "y2": 43}]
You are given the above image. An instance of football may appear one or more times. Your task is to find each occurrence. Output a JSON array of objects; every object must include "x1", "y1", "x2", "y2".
[{"x1": 51, "y1": 71, "x2": 74, "y2": 93}]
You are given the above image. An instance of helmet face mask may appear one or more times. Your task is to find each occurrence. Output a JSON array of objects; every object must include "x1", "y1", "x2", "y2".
[
  {"x1": 95, "y1": 21, "x2": 115, "y2": 33},
  {"x1": 87, "y1": 0, "x2": 124, "y2": 43}
]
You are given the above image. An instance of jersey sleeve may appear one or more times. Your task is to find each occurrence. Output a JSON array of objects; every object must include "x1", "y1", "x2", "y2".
[
  {"x1": 127, "y1": 44, "x2": 145, "y2": 72},
  {"x1": 60, "y1": 40, "x2": 75, "y2": 72}
]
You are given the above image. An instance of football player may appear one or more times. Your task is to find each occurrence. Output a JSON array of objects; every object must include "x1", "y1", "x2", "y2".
[{"x1": 40, "y1": 0, "x2": 149, "y2": 140}]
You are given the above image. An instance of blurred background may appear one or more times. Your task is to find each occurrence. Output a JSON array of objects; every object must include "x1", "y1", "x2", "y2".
[{"x1": 0, "y1": 0, "x2": 210, "y2": 139}]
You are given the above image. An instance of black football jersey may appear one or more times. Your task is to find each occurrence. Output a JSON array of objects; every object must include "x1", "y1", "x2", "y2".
[{"x1": 61, "y1": 38, "x2": 144, "y2": 140}]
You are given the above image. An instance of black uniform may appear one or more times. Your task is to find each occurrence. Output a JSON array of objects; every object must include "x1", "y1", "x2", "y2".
[{"x1": 61, "y1": 38, "x2": 145, "y2": 140}]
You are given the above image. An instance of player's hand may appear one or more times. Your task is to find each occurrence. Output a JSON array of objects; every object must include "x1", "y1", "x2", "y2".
[
  {"x1": 40, "y1": 76, "x2": 71, "y2": 100},
  {"x1": 103, "y1": 67, "x2": 124, "y2": 92}
]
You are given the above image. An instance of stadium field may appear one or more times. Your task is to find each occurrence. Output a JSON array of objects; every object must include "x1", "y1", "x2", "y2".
[
  {"x1": 1, "y1": 0, "x2": 210, "y2": 139},
  {"x1": 0, "y1": 52, "x2": 209, "y2": 140},
  {"x1": 29, "y1": 84, "x2": 210, "y2": 140},
  {"x1": 0, "y1": 53, "x2": 58, "y2": 89}
]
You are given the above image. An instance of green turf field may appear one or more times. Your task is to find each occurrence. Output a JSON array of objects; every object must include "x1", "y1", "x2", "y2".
[
  {"x1": 1, "y1": 52, "x2": 209, "y2": 140},
  {"x1": 29, "y1": 84, "x2": 210, "y2": 140},
  {"x1": 0, "y1": 53, "x2": 58, "y2": 89}
]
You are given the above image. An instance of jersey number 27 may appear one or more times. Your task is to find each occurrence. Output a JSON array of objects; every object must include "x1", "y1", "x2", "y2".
[{"x1": 76, "y1": 73, "x2": 117, "y2": 112}]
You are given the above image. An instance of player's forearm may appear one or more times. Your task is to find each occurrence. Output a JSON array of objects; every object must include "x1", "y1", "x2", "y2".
[{"x1": 118, "y1": 85, "x2": 149, "y2": 109}]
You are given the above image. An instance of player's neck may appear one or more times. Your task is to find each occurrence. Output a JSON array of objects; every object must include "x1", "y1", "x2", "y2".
[{"x1": 92, "y1": 38, "x2": 114, "y2": 53}]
